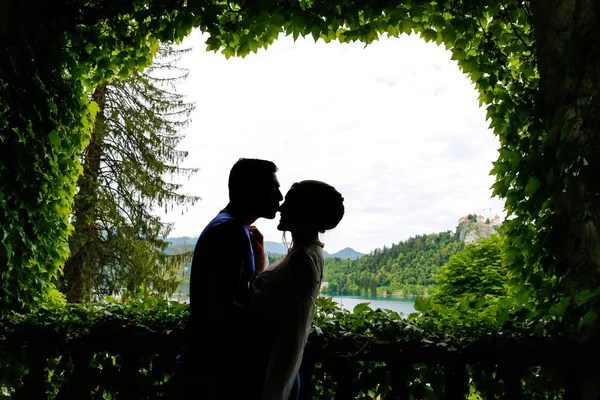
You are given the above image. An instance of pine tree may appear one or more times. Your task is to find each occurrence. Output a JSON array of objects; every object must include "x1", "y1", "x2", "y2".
[{"x1": 63, "y1": 46, "x2": 198, "y2": 303}]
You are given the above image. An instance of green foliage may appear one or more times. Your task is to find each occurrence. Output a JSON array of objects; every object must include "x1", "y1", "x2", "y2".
[
  {"x1": 268, "y1": 252, "x2": 285, "y2": 265},
  {"x1": 0, "y1": 301, "x2": 576, "y2": 399},
  {"x1": 0, "y1": 3, "x2": 94, "y2": 312},
  {"x1": 0, "y1": 300, "x2": 188, "y2": 399},
  {"x1": 1, "y1": 0, "x2": 192, "y2": 312},
  {"x1": 322, "y1": 231, "x2": 463, "y2": 297},
  {"x1": 36, "y1": 288, "x2": 68, "y2": 310},
  {"x1": 2, "y1": 0, "x2": 598, "y2": 334},
  {"x1": 432, "y1": 235, "x2": 507, "y2": 306}
]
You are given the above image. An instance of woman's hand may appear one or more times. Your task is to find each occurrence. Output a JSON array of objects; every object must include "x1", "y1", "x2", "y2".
[{"x1": 250, "y1": 225, "x2": 267, "y2": 273}]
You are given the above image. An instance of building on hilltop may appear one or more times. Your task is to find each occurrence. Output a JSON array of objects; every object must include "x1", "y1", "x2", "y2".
[
  {"x1": 457, "y1": 213, "x2": 499, "y2": 244},
  {"x1": 491, "y1": 214, "x2": 501, "y2": 226}
]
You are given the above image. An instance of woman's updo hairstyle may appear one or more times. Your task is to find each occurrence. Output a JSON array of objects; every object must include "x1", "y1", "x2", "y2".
[{"x1": 288, "y1": 180, "x2": 345, "y2": 233}]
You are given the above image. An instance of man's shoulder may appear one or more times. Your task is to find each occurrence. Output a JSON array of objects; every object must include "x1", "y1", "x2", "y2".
[{"x1": 197, "y1": 215, "x2": 249, "y2": 249}]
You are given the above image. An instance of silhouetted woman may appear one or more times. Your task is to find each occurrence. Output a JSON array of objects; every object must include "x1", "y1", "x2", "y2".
[{"x1": 250, "y1": 180, "x2": 345, "y2": 400}]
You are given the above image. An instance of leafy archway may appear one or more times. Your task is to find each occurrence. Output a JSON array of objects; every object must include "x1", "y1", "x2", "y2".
[{"x1": 1, "y1": 0, "x2": 598, "y2": 332}]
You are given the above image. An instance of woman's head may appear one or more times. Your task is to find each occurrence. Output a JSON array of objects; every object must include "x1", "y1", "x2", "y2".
[{"x1": 277, "y1": 180, "x2": 345, "y2": 234}]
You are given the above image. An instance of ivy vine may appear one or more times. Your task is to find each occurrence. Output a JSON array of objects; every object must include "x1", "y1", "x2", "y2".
[{"x1": 2, "y1": 0, "x2": 598, "y2": 334}]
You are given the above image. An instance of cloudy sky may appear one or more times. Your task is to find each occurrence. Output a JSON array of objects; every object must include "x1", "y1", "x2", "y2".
[{"x1": 160, "y1": 29, "x2": 506, "y2": 254}]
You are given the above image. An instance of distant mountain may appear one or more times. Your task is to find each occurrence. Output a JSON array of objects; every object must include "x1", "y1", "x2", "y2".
[
  {"x1": 264, "y1": 241, "x2": 363, "y2": 260},
  {"x1": 164, "y1": 237, "x2": 363, "y2": 260},
  {"x1": 165, "y1": 236, "x2": 196, "y2": 247},
  {"x1": 264, "y1": 241, "x2": 288, "y2": 255},
  {"x1": 264, "y1": 240, "x2": 332, "y2": 257},
  {"x1": 165, "y1": 238, "x2": 294, "y2": 256},
  {"x1": 163, "y1": 236, "x2": 196, "y2": 255},
  {"x1": 330, "y1": 247, "x2": 363, "y2": 260}
]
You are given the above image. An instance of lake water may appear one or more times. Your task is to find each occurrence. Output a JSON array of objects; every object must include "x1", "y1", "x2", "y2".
[
  {"x1": 323, "y1": 295, "x2": 416, "y2": 316},
  {"x1": 172, "y1": 294, "x2": 416, "y2": 316}
]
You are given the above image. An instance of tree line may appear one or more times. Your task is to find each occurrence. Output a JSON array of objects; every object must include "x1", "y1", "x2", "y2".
[{"x1": 321, "y1": 231, "x2": 464, "y2": 297}]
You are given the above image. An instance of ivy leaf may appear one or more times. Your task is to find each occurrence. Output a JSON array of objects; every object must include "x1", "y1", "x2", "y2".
[
  {"x1": 578, "y1": 309, "x2": 598, "y2": 332},
  {"x1": 458, "y1": 296, "x2": 470, "y2": 311},
  {"x1": 221, "y1": 47, "x2": 235, "y2": 59},
  {"x1": 205, "y1": 36, "x2": 221, "y2": 52},
  {"x1": 97, "y1": 58, "x2": 110, "y2": 71},
  {"x1": 310, "y1": 25, "x2": 321, "y2": 42},
  {"x1": 247, "y1": 39, "x2": 260, "y2": 54},
  {"x1": 576, "y1": 289, "x2": 600, "y2": 306},
  {"x1": 525, "y1": 177, "x2": 541, "y2": 197},
  {"x1": 270, "y1": 13, "x2": 285, "y2": 27},
  {"x1": 48, "y1": 131, "x2": 60, "y2": 148},
  {"x1": 387, "y1": 24, "x2": 400, "y2": 38},
  {"x1": 442, "y1": 28, "x2": 456, "y2": 44},
  {"x1": 522, "y1": 64, "x2": 536, "y2": 78},
  {"x1": 88, "y1": 100, "x2": 101, "y2": 117},
  {"x1": 3, "y1": 242, "x2": 12, "y2": 263},
  {"x1": 549, "y1": 297, "x2": 570, "y2": 316},
  {"x1": 353, "y1": 303, "x2": 371, "y2": 314},
  {"x1": 421, "y1": 28, "x2": 438, "y2": 43},
  {"x1": 491, "y1": 161, "x2": 510, "y2": 175},
  {"x1": 461, "y1": 59, "x2": 477, "y2": 73},
  {"x1": 454, "y1": 39, "x2": 468, "y2": 50},
  {"x1": 48, "y1": 100, "x2": 57, "y2": 114},
  {"x1": 398, "y1": 20, "x2": 414, "y2": 35},
  {"x1": 452, "y1": 49, "x2": 466, "y2": 61},
  {"x1": 149, "y1": 39, "x2": 160, "y2": 57},
  {"x1": 414, "y1": 296, "x2": 431, "y2": 312},
  {"x1": 495, "y1": 304, "x2": 509, "y2": 325}
]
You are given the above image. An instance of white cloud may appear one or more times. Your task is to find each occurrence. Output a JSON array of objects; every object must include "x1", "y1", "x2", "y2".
[{"x1": 159, "y1": 30, "x2": 506, "y2": 254}]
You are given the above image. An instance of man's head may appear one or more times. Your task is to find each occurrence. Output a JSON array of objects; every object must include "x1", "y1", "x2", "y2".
[{"x1": 228, "y1": 158, "x2": 283, "y2": 219}]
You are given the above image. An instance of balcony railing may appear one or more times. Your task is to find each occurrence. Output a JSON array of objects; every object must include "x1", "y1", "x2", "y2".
[
  {"x1": 2, "y1": 318, "x2": 598, "y2": 400},
  {"x1": 299, "y1": 335, "x2": 599, "y2": 399}
]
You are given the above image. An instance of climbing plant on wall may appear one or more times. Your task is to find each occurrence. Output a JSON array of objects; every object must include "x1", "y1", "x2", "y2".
[{"x1": 1, "y1": 0, "x2": 598, "y2": 334}]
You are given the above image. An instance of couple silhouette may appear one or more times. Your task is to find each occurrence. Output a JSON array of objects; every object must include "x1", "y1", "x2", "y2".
[{"x1": 172, "y1": 158, "x2": 345, "y2": 400}]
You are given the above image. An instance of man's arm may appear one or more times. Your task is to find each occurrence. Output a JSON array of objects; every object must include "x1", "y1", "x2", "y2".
[{"x1": 192, "y1": 221, "x2": 252, "y2": 324}]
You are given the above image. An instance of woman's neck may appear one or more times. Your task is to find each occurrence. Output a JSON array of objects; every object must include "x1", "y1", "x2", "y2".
[{"x1": 291, "y1": 231, "x2": 320, "y2": 246}]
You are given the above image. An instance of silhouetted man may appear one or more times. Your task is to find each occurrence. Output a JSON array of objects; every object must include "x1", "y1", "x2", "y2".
[{"x1": 173, "y1": 158, "x2": 282, "y2": 399}]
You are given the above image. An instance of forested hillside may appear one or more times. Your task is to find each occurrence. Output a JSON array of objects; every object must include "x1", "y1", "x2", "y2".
[{"x1": 322, "y1": 231, "x2": 464, "y2": 297}]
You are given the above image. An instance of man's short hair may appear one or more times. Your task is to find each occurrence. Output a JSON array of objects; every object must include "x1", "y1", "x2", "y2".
[{"x1": 228, "y1": 158, "x2": 278, "y2": 202}]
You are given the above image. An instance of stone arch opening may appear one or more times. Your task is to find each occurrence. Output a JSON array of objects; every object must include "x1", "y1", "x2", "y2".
[
  {"x1": 3, "y1": 1, "x2": 598, "y2": 325},
  {"x1": 166, "y1": 30, "x2": 505, "y2": 255}
]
